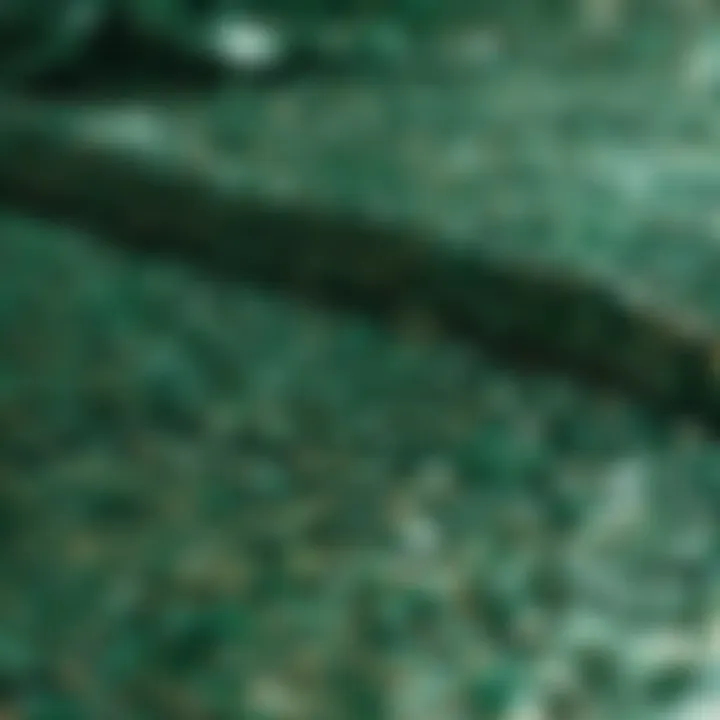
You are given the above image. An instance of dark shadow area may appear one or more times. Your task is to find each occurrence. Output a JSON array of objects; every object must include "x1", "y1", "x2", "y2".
[
  {"x1": 20, "y1": 10, "x2": 360, "y2": 101},
  {"x1": 23, "y1": 12, "x2": 237, "y2": 98},
  {"x1": 0, "y1": 176, "x2": 715, "y2": 439}
]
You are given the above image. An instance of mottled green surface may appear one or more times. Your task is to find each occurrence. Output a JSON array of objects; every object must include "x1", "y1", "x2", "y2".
[
  {"x1": 1, "y1": 208, "x2": 720, "y2": 719},
  {"x1": 4, "y1": 7, "x2": 720, "y2": 719}
]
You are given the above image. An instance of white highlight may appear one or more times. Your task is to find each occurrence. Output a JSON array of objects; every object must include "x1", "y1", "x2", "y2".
[{"x1": 211, "y1": 18, "x2": 286, "y2": 70}]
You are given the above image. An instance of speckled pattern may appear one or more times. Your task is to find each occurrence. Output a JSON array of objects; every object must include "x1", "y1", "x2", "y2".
[
  {"x1": 5, "y1": 50, "x2": 720, "y2": 717},
  {"x1": 1, "y1": 210, "x2": 720, "y2": 719}
]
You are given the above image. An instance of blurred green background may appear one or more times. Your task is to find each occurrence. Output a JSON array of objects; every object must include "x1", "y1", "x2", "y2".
[{"x1": 2, "y1": 2, "x2": 720, "y2": 720}]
